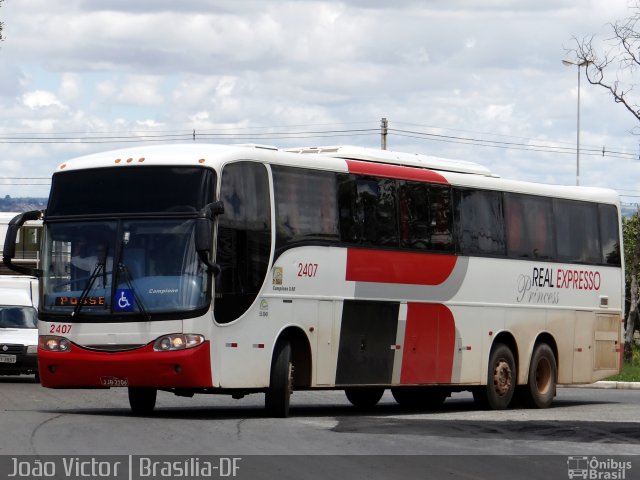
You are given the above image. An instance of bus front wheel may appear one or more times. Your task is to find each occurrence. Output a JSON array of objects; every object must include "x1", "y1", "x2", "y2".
[
  {"x1": 265, "y1": 340, "x2": 294, "y2": 418},
  {"x1": 474, "y1": 343, "x2": 516, "y2": 410},
  {"x1": 128, "y1": 387, "x2": 157, "y2": 415}
]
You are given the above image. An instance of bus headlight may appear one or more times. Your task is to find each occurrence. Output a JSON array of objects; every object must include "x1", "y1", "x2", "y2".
[
  {"x1": 39, "y1": 336, "x2": 72, "y2": 352},
  {"x1": 26, "y1": 345, "x2": 38, "y2": 354},
  {"x1": 153, "y1": 334, "x2": 204, "y2": 352}
]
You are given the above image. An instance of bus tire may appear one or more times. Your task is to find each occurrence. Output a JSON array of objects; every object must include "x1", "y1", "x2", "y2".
[
  {"x1": 265, "y1": 340, "x2": 293, "y2": 418},
  {"x1": 344, "y1": 387, "x2": 384, "y2": 408},
  {"x1": 522, "y1": 343, "x2": 557, "y2": 409},
  {"x1": 475, "y1": 343, "x2": 516, "y2": 410},
  {"x1": 128, "y1": 387, "x2": 157, "y2": 415},
  {"x1": 391, "y1": 387, "x2": 448, "y2": 409}
]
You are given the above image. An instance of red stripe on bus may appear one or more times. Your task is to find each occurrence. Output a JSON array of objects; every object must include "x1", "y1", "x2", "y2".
[
  {"x1": 400, "y1": 303, "x2": 455, "y2": 384},
  {"x1": 346, "y1": 249, "x2": 457, "y2": 285},
  {"x1": 37, "y1": 341, "x2": 213, "y2": 389},
  {"x1": 345, "y1": 159, "x2": 449, "y2": 184}
]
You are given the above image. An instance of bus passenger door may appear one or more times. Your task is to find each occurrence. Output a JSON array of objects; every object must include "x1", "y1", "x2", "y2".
[{"x1": 214, "y1": 161, "x2": 271, "y2": 325}]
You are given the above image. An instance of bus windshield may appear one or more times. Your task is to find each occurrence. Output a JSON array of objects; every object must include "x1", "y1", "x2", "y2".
[{"x1": 41, "y1": 219, "x2": 210, "y2": 319}]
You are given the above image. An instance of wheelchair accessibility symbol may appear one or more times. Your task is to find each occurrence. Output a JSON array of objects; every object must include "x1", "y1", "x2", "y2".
[{"x1": 114, "y1": 289, "x2": 135, "y2": 312}]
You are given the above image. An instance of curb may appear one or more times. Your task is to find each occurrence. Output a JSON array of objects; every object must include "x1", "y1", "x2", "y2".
[{"x1": 562, "y1": 381, "x2": 640, "y2": 390}]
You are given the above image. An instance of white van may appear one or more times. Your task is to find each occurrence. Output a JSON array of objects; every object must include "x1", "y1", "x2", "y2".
[{"x1": 0, "y1": 276, "x2": 38, "y2": 381}]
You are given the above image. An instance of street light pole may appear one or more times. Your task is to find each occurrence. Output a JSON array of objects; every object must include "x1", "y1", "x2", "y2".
[{"x1": 562, "y1": 59, "x2": 589, "y2": 186}]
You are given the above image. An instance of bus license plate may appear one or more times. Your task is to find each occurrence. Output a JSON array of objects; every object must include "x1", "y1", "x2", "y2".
[
  {"x1": 100, "y1": 376, "x2": 128, "y2": 387},
  {"x1": 0, "y1": 354, "x2": 16, "y2": 364}
]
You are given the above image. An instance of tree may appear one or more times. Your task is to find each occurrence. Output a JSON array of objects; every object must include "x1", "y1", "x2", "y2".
[
  {"x1": 572, "y1": 1, "x2": 640, "y2": 123},
  {"x1": 0, "y1": 0, "x2": 4, "y2": 43},
  {"x1": 571, "y1": 2, "x2": 640, "y2": 361},
  {"x1": 623, "y1": 213, "x2": 640, "y2": 361}
]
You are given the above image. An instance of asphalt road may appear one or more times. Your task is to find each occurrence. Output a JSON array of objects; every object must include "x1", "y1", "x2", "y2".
[{"x1": 0, "y1": 376, "x2": 638, "y2": 479}]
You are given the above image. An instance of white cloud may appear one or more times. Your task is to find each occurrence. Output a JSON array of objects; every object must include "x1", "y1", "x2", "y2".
[
  {"x1": 481, "y1": 104, "x2": 514, "y2": 122},
  {"x1": 94, "y1": 76, "x2": 164, "y2": 107},
  {"x1": 136, "y1": 119, "x2": 165, "y2": 128},
  {"x1": 0, "y1": 0, "x2": 638, "y2": 200},
  {"x1": 22, "y1": 90, "x2": 66, "y2": 110},
  {"x1": 59, "y1": 74, "x2": 82, "y2": 103}
]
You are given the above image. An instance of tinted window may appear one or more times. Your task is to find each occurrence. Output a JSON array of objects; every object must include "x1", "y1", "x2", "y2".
[
  {"x1": 505, "y1": 193, "x2": 555, "y2": 259},
  {"x1": 599, "y1": 204, "x2": 621, "y2": 266},
  {"x1": 0, "y1": 306, "x2": 37, "y2": 329},
  {"x1": 48, "y1": 167, "x2": 214, "y2": 216},
  {"x1": 215, "y1": 162, "x2": 271, "y2": 324},
  {"x1": 338, "y1": 174, "x2": 398, "y2": 247},
  {"x1": 454, "y1": 189, "x2": 505, "y2": 256},
  {"x1": 555, "y1": 199, "x2": 600, "y2": 263},
  {"x1": 399, "y1": 182, "x2": 453, "y2": 251},
  {"x1": 272, "y1": 166, "x2": 339, "y2": 250}
]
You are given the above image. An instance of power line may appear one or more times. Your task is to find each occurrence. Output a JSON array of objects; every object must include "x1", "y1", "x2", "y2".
[
  {"x1": 1, "y1": 123, "x2": 635, "y2": 161},
  {"x1": 392, "y1": 120, "x2": 640, "y2": 160},
  {"x1": 389, "y1": 128, "x2": 637, "y2": 161},
  {"x1": 1, "y1": 120, "x2": 639, "y2": 191},
  {"x1": 0, "y1": 128, "x2": 380, "y2": 144}
]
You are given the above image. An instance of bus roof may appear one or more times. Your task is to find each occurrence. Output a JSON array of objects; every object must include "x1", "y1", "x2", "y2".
[
  {"x1": 284, "y1": 145, "x2": 619, "y2": 205},
  {"x1": 286, "y1": 145, "x2": 494, "y2": 176},
  {"x1": 54, "y1": 143, "x2": 620, "y2": 206},
  {"x1": 56, "y1": 143, "x2": 492, "y2": 176}
]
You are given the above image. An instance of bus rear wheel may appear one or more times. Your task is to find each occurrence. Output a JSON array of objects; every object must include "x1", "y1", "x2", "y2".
[
  {"x1": 344, "y1": 387, "x2": 385, "y2": 408},
  {"x1": 391, "y1": 387, "x2": 448, "y2": 409},
  {"x1": 474, "y1": 343, "x2": 516, "y2": 410},
  {"x1": 522, "y1": 343, "x2": 557, "y2": 408},
  {"x1": 128, "y1": 387, "x2": 157, "y2": 415},
  {"x1": 265, "y1": 340, "x2": 294, "y2": 418}
]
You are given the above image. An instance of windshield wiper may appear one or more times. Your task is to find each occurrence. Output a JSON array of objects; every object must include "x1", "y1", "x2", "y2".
[{"x1": 71, "y1": 262, "x2": 104, "y2": 318}]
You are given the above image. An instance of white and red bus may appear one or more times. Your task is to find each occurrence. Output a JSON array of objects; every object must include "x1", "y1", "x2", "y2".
[{"x1": 3, "y1": 144, "x2": 624, "y2": 416}]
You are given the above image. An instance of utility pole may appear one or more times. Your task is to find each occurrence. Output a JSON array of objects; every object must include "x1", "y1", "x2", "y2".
[
  {"x1": 562, "y1": 59, "x2": 589, "y2": 186},
  {"x1": 380, "y1": 117, "x2": 388, "y2": 150}
]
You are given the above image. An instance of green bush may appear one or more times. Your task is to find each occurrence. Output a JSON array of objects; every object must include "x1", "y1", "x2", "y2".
[{"x1": 607, "y1": 345, "x2": 640, "y2": 382}]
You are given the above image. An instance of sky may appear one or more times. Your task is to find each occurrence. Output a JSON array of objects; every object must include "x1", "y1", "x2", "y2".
[{"x1": 1, "y1": 0, "x2": 640, "y2": 208}]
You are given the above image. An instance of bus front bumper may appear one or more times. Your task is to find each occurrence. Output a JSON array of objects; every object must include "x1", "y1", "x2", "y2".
[{"x1": 38, "y1": 341, "x2": 212, "y2": 389}]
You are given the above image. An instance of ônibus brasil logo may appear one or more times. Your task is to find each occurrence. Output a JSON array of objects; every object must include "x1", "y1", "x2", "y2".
[{"x1": 567, "y1": 456, "x2": 632, "y2": 479}]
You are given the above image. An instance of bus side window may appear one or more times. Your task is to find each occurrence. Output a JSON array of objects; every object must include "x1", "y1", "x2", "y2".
[
  {"x1": 505, "y1": 194, "x2": 554, "y2": 259},
  {"x1": 338, "y1": 174, "x2": 360, "y2": 244},
  {"x1": 338, "y1": 174, "x2": 398, "y2": 247},
  {"x1": 599, "y1": 204, "x2": 621, "y2": 265},
  {"x1": 555, "y1": 199, "x2": 601, "y2": 264},
  {"x1": 399, "y1": 181, "x2": 429, "y2": 249},
  {"x1": 398, "y1": 182, "x2": 453, "y2": 252},
  {"x1": 454, "y1": 189, "x2": 505, "y2": 256},
  {"x1": 429, "y1": 185, "x2": 453, "y2": 251},
  {"x1": 505, "y1": 194, "x2": 524, "y2": 255},
  {"x1": 273, "y1": 166, "x2": 339, "y2": 253}
]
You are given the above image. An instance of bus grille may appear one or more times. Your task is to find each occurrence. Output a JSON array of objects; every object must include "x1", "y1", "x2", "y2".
[
  {"x1": 82, "y1": 344, "x2": 145, "y2": 352},
  {"x1": 0, "y1": 344, "x2": 25, "y2": 354}
]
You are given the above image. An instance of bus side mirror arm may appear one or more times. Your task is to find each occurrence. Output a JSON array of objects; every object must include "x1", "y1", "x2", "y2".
[
  {"x1": 203, "y1": 201, "x2": 224, "y2": 220},
  {"x1": 195, "y1": 201, "x2": 224, "y2": 276},
  {"x1": 3, "y1": 210, "x2": 43, "y2": 277}
]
